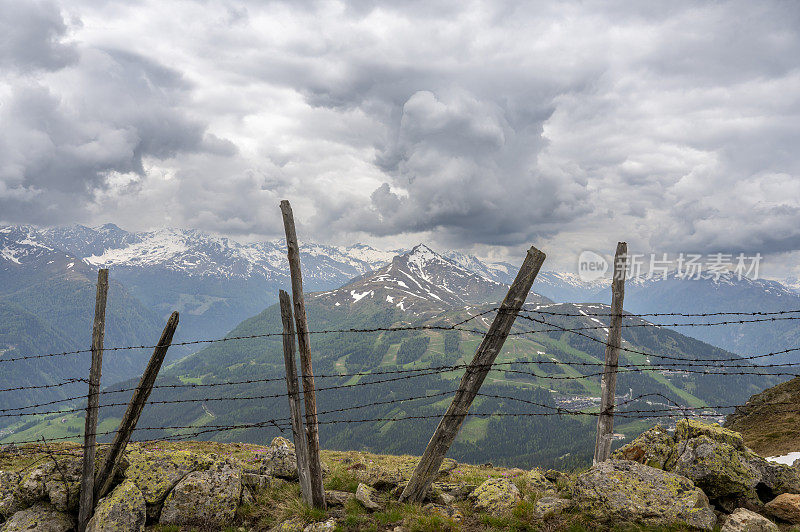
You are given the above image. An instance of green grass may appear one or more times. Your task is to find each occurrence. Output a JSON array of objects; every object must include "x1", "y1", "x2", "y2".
[{"x1": 1, "y1": 413, "x2": 121, "y2": 444}]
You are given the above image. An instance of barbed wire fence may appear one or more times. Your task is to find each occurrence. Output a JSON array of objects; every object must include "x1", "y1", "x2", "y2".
[{"x1": 3, "y1": 222, "x2": 800, "y2": 515}]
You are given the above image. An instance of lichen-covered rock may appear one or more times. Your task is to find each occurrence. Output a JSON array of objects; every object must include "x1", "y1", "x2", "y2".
[
  {"x1": 304, "y1": 519, "x2": 336, "y2": 531},
  {"x1": 124, "y1": 448, "x2": 213, "y2": 522},
  {"x1": 260, "y1": 437, "x2": 298, "y2": 480},
  {"x1": 430, "y1": 481, "x2": 476, "y2": 502},
  {"x1": 534, "y1": 496, "x2": 572, "y2": 518},
  {"x1": 325, "y1": 490, "x2": 355, "y2": 507},
  {"x1": 85, "y1": 480, "x2": 146, "y2": 532},
  {"x1": 764, "y1": 493, "x2": 800, "y2": 524},
  {"x1": 721, "y1": 508, "x2": 778, "y2": 532},
  {"x1": 614, "y1": 425, "x2": 677, "y2": 469},
  {"x1": 159, "y1": 460, "x2": 242, "y2": 527},
  {"x1": 355, "y1": 483, "x2": 380, "y2": 510},
  {"x1": 436, "y1": 458, "x2": 458, "y2": 478},
  {"x1": 625, "y1": 421, "x2": 800, "y2": 510},
  {"x1": 0, "y1": 471, "x2": 23, "y2": 518},
  {"x1": 0, "y1": 501, "x2": 74, "y2": 531},
  {"x1": 574, "y1": 460, "x2": 716, "y2": 531},
  {"x1": 525, "y1": 469, "x2": 556, "y2": 493},
  {"x1": 242, "y1": 472, "x2": 280, "y2": 493},
  {"x1": 672, "y1": 434, "x2": 760, "y2": 501},
  {"x1": 271, "y1": 519, "x2": 304, "y2": 531},
  {"x1": 469, "y1": 477, "x2": 521, "y2": 514},
  {"x1": 43, "y1": 457, "x2": 82, "y2": 513},
  {"x1": 667, "y1": 422, "x2": 800, "y2": 509},
  {"x1": 15, "y1": 463, "x2": 54, "y2": 505},
  {"x1": 676, "y1": 420, "x2": 748, "y2": 451},
  {"x1": 746, "y1": 456, "x2": 800, "y2": 502}
]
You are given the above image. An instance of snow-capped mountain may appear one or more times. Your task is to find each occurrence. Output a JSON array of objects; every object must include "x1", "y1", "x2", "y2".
[
  {"x1": 0, "y1": 224, "x2": 403, "y2": 342},
  {"x1": 782, "y1": 276, "x2": 800, "y2": 294},
  {"x1": 313, "y1": 245, "x2": 551, "y2": 315},
  {"x1": 441, "y1": 250, "x2": 517, "y2": 285},
  {"x1": 4, "y1": 223, "x2": 800, "y2": 358},
  {"x1": 25, "y1": 224, "x2": 396, "y2": 285}
]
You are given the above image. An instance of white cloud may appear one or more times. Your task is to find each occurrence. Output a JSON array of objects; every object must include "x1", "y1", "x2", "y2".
[{"x1": 1, "y1": 0, "x2": 799, "y2": 274}]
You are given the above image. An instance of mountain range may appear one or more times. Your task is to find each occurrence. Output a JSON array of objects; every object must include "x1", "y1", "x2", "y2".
[
  {"x1": 2, "y1": 223, "x2": 800, "y2": 433},
  {"x1": 3, "y1": 223, "x2": 799, "y2": 357},
  {"x1": 1, "y1": 243, "x2": 786, "y2": 469}
]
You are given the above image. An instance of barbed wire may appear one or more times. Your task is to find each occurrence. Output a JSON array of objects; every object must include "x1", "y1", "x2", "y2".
[
  {"x1": 523, "y1": 308, "x2": 800, "y2": 318},
  {"x1": 7, "y1": 397, "x2": 800, "y2": 452},
  {"x1": 4, "y1": 305, "x2": 800, "y2": 364},
  {"x1": 516, "y1": 313, "x2": 800, "y2": 363},
  {"x1": 5, "y1": 353, "x2": 800, "y2": 419}
]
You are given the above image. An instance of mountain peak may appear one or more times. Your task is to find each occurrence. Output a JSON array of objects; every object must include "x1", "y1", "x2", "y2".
[{"x1": 312, "y1": 244, "x2": 550, "y2": 315}]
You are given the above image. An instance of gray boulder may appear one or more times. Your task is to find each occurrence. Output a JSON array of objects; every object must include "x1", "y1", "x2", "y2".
[
  {"x1": 260, "y1": 437, "x2": 298, "y2": 480},
  {"x1": 324, "y1": 490, "x2": 355, "y2": 507},
  {"x1": 721, "y1": 508, "x2": 778, "y2": 532},
  {"x1": 469, "y1": 477, "x2": 521, "y2": 514},
  {"x1": 0, "y1": 471, "x2": 23, "y2": 519},
  {"x1": 159, "y1": 460, "x2": 242, "y2": 527},
  {"x1": 355, "y1": 483, "x2": 380, "y2": 511},
  {"x1": 0, "y1": 501, "x2": 74, "y2": 531},
  {"x1": 124, "y1": 447, "x2": 213, "y2": 522},
  {"x1": 574, "y1": 460, "x2": 716, "y2": 531},
  {"x1": 86, "y1": 480, "x2": 146, "y2": 532},
  {"x1": 15, "y1": 463, "x2": 53, "y2": 506},
  {"x1": 534, "y1": 496, "x2": 572, "y2": 518},
  {"x1": 615, "y1": 421, "x2": 800, "y2": 510}
]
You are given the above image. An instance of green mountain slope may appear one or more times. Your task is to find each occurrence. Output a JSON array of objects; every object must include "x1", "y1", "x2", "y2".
[
  {"x1": 0, "y1": 263, "x2": 176, "y2": 420},
  {"x1": 725, "y1": 376, "x2": 800, "y2": 457},
  {"x1": 4, "y1": 247, "x2": 783, "y2": 469}
]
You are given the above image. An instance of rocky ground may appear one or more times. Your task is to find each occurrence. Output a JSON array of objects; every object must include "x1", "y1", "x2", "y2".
[{"x1": 3, "y1": 421, "x2": 800, "y2": 531}]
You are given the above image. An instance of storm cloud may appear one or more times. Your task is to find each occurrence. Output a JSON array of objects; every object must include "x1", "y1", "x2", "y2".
[{"x1": 1, "y1": 0, "x2": 799, "y2": 273}]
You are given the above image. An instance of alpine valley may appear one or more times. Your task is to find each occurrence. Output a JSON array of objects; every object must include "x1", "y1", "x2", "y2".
[{"x1": 1, "y1": 226, "x2": 794, "y2": 468}]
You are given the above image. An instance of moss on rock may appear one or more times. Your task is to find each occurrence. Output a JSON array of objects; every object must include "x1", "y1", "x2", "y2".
[
  {"x1": 124, "y1": 447, "x2": 213, "y2": 521},
  {"x1": 0, "y1": 501, "x2": 74, "y2": 532},
  {"x1": 159, "y1": 460, "x2": 242, "y2": 527},
  {"x1": 614, "y1": 424, "x2": 677, "y2": 469},
  {"x1": 86, "y1": 480, "x2": 146, "y2": 532},
  {"x1": 575, "y1": 460, "x2": 716, "y2": 531},
  {"x1": 469, "y1": 477, "x2": 521, "y2": 514},
  {"x1": 676, "y1": 420, "x2": 746, "y2": 451}
]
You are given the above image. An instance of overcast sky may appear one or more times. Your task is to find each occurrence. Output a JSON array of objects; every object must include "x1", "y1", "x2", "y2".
[{"x1": 1, "y1": 0, "x2": 799, "y2": 275}]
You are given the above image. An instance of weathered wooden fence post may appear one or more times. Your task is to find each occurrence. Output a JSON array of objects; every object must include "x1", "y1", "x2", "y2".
[
  {"x1": 399, "y1": 246, "x2": 546, "y2": 503},
  {"x1": 78, "y1": 268, "x2": 109, "y2": 532},
  {"x1": 593, "y1": 241, "x2": 628, "y2": 464},
  {"x1": 279, "y1": 290, "x2": 313, "y2": 505},
  {"x1": 280, "y1": 200, "x2": 326, "y2": 509},
  {"x1": 94, "y1": 311, "x2": 179, "y2": 499}
]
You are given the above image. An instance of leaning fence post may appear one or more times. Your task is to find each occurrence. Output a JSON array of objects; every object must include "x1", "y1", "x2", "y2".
[
  {"x1": 279, "y1": 290, "x2": 313, "y2": 505},
  {"x1": 593, "y1": 242, "x2": 628, "y2": 464},
  {"x1": 399, "y1": 246, "x2": 546, "y2": 503},
  {"x1": 280, "y1": 200, "x2": 326, "y2": 509},
  {"x1": 94, "y1": 311, "x2": 179, "y2": 500},
  {"x1": 78, "y1": 268, "x2": 109, "y2": 532}
]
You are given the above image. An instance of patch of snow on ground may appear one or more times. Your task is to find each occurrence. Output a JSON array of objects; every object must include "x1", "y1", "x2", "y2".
[
  {"x1": 0, "y1": 247, "x2": 21, "y2": 264},
  {"x1": 350, "y1": 290, "x2": 373, "y2": 302},
  {"x1": 386, "y1": 295, "x2": 394, "y2": 303},
  {"x1": 767, "y1": 451, "x2": 800, "y2": 465}
]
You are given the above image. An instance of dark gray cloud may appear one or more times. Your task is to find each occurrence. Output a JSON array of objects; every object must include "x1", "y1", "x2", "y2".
[
  {"x1": 0, "y1": 0, "x2": 78, "y2": 72},
  {"x1": 1, "y1": 0, "x2": 800, "y2": 274}
]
